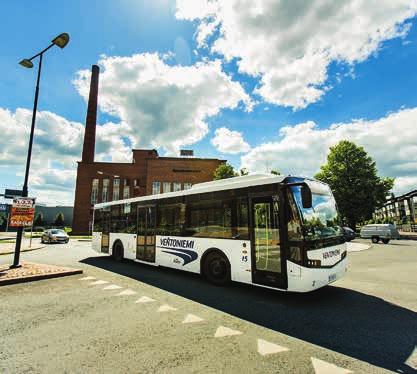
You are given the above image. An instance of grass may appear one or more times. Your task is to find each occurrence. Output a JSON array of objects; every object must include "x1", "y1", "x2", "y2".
[{"x1": 0, "y1": 239, "x2": 16, "y2": 244}]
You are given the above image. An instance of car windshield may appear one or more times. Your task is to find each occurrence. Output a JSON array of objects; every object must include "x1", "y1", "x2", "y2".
[
  {"x1": 291, "y1": 183, "x2": 343, "y2": 240},
  {"x1": 51, "y1": 229, "x2": 64, "y2": 234}
]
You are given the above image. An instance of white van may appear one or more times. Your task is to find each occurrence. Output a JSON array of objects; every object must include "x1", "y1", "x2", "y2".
[{"x1": 360, "y1": 224, "x2": 400, "y2": 244}]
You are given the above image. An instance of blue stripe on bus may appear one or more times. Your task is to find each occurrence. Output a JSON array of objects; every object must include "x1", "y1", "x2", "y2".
[{"x1": 158, "y1": 246, "x2": 198, "y2": 265}]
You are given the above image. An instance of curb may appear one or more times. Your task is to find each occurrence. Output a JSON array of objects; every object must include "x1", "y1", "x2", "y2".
[
  {"x1": 0, "y1": 268, "x2": 83, "y2": 286},
  {"x1": 0, "y1": 245, "x2": 46, "y2": 256}
]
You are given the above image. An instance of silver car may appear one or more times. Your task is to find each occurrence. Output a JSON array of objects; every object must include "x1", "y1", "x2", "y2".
[
  {"x1": 41, "y1": 229, "x2": 69, "y2": 244},
  {"x1": 360, "y1": 224, "x2": 399, "y2": 244}
]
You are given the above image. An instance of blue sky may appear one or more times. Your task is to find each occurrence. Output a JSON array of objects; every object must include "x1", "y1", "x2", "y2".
[{"x1": 1, "y1": 1, "x2": 417, "y2": 204}]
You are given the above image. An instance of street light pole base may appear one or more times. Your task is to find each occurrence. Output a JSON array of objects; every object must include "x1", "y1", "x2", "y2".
[{"x1": 9, "y1": 264, "x2": 22, "y2": 269}]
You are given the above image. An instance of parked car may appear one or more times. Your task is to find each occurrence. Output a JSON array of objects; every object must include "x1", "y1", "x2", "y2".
[
  {"x1": 342, "y1": 227, "x2": 356, "y2": 241},
  {"x1": 360, "y1": 224, "x2": 400, "y2": 244},
  {"x1": 41, "y1": 229, "x2": 69, "y2": 244}
]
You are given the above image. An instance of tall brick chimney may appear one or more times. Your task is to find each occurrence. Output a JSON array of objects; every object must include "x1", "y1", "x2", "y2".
[{"x1": 81, "y1": 64, "x2": 99, "y2": 163}]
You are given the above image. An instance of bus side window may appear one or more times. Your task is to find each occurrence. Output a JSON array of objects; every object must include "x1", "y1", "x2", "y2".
[{"x1": 236, "y1": 200, "x2": 249, "y2": 240}]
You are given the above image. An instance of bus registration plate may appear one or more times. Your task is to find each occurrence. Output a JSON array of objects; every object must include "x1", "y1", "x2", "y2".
[{"x1": 328, "y1": 273, "x2": 337, "y2": 282}]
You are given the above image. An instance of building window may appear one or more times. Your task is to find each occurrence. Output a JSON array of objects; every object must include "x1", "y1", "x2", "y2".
[
  {"x1": 163, "y1": 182, "x2": 171, "y2": 193},
  {"x1": 123, "y1": 186, "x2": 130, "y2": 214},
  {"x1": 184, "y1": 182, "x2": 192, "y2": 190},
  {"x1": 152, "y1": 181, "x2": 161, "y2": 195},
  {"x1": 113, "y1": 179, "x2": 120, "y2": 201},
  {"x1": 173, "y1": 182, "x2": 181, "y2": 192},
  {"x1": 91, "y1": 179, "x2": 99, "y2": 204},
  {"x1": 102, "y1": 179, "x2": 109, "y2": 203}
]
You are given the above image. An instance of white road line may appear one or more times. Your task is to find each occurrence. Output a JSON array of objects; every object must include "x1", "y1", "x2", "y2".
[
  {"x1": 116, "y1": 289, "x2": 137, "y2": 296},
  {"x1": 157, "y1": 304, "x2": 177, "y2": 312},
  {"x1": 89, "y1": 280, "x2": 109, "y2": 285},
  {"x1": 102, "y1": 284, "x2": 122, "y2": 290},
  {"x1": 214, "y1": 326, "x2": 243, "y2": 338},
  {"x1": 182, "y1": 314, "x2": 204, "y2": 324},
  {"x1": 257, "y1": 339, "x2": 289, "y2": 356},
  {"x1": 311, "y1": 357, "x2": 353, "y2": 374},
  {"x1": 79, "y1": 276, "x2": 96, "y2": 281},
  {"x1": 135, "y1": 296, "x2": 156, "y2": 303}
]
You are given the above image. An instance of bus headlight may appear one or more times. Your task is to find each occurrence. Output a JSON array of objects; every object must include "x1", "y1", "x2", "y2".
[{"x1": 307, "y1": 259, "x2": 321, "y2": 267}]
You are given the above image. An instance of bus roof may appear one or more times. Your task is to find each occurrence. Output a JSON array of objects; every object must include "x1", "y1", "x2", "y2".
[{"x1": 94, "y1": 173, "x2": 288, "y2": 209}]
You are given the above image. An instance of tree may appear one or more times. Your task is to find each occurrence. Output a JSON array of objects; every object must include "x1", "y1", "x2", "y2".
[
  {"x1": 34, "y1": 212, "x2": 44, "y2": 227},
  {"x1": 315, "y1": 140, "x2": 394, "y2": 230},
  {"x1": 270, "y1": 169, "x2": 281, "y2": 175},
  {"x1": 213, "y1": 163, "x2": 238, "y2": 180},
  {"x1": 54, "y1": 212, "x2": 65, "y2": 227}
]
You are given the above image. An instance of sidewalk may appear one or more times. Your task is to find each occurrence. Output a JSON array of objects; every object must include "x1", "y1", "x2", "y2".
[{"x1": 0, "y1": 239, "x2": 45, "y2": 255}]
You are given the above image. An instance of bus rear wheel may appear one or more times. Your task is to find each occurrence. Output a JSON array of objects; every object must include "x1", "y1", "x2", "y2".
[
  {"x1": 112, "y1": 241, "x2": 124, "y2": 262},
  {"x1": 382, "y1": 238, "x2": 390, "y2": 244},
  {"x1": 371, "y1": 236, "x2": 379, "y2": 244},
  {"x1": 203, "y1": 251, "x2": 231, "y2": 286}
]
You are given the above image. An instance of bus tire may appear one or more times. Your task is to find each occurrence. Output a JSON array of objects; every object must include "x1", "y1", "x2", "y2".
[
  {"x1": 202, "y1": 250, "x2": 231, "y2": 286},
  {"x1": 112, "y1": 240, "x2": 124, "y2": 262},
  {"x1": 382, "y1": 238, "x2": 390, "y2": 244},
  {"x1": 371, "y1": 236, "x2": 379, "y2": 244}
]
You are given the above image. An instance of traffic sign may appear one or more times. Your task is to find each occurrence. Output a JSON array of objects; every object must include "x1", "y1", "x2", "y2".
[{"x1": 4, "y1": 189, "x2": 23, "y2": 199}]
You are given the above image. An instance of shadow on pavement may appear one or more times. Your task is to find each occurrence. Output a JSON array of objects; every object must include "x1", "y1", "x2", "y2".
[{"x1": 81, "y1": 256, "x2": 417, "y2": 373}]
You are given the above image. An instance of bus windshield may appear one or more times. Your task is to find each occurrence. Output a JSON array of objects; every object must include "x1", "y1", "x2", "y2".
[{"x1": 291, "y1": 183, "x2": 343, "y2": 240}]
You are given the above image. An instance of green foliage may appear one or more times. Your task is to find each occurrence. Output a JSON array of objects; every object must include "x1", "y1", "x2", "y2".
[
  {"x1": 34, "y1": 212, "x2": 43, "y2": 227},
  {"x1": 54, "y1": 212, "x2": 65, "y2": 226},
  {"x1": 270, "y1": 169, "x2": 281, "y2": 175},
  {"x1": 0, "y1": 212, "x2": 7, "y2": 227},
  {"x1": 315, "y1": 140, "x2": 394, "y2": 230},
  {"x1": 64, "y1": 227, "x2": 72, "y2": 233},
  {"x1": 213, "y1": 163, "x2": 238, "y2": 180}
]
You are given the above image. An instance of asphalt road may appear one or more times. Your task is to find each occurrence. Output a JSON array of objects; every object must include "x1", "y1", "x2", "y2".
[{"x1": 0, "y1": 239, "x2": 416, "y2": 373}]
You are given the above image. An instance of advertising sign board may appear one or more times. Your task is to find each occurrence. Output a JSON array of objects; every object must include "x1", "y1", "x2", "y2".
[{"x1": 9, "y1": 198, "x2": 36, "y2": 227}]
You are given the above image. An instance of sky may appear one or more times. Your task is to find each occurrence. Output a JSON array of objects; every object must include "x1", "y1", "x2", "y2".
[{"x1": 1, "y1": 0, "x2": 417, "y2": 205}]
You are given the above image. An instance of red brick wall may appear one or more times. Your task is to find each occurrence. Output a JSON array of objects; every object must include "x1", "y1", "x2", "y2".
[{"x1": 72, "y1": 152, "x2": 224, "y2": 234}]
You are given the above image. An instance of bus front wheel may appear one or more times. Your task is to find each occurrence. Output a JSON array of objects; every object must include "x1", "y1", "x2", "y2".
[
  {"x1": 203, "y1": 251, "x2": 231, "y2": 286},
  {"x1": 371, "y1": 236, "x2": 379, "y2": 244},
  {"x1": 112, "y1": 241, "x2": 124, "y2": 262}
]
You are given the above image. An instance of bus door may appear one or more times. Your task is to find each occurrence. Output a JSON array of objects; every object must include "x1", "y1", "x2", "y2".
[
  {"x1": 136, "y1": 205, "x2": 156, "y2": 262},
  {"x1": 101, "y1": 209, "x2": 111, "y2": 253},
  {"x1": 250, "y1": 195, "x2": 287, "y2": 289}
]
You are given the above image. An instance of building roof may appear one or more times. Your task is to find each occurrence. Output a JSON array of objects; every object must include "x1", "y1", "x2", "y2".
[{"x1": 95, "y1": 174, "x2": 287, "y2": 209}]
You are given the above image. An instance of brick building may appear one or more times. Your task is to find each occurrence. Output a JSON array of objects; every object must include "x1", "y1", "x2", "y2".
[{"x1": 72, "y1": 65, "x2": 224, "y2": 234}]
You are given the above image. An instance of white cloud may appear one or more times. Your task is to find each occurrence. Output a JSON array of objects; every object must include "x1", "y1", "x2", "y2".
[
  {"x1": 240, "y1": 107, "x2": 417, "y2": 195},
  {"x1": 211, "y1": 127, "x2": 250, "y2": 154},
  {"x1": 73, "y1": 53, "x2": 252, "y2": 155},
  {"x1": 177, "y1": 0, "x2": 417, "y2": 109},
  {"x1": 0, "y1": 108, "x2": 132, "y2": 205}
]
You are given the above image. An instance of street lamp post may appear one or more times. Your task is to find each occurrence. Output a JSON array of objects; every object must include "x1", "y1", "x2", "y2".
[{"x1": 11, "y1": 33, "x2": 70, "y2": 269}]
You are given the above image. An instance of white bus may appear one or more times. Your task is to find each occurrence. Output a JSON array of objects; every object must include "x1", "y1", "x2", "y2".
[{"x1": 92, "y1": 174, "x2": 347, "y2": 292}]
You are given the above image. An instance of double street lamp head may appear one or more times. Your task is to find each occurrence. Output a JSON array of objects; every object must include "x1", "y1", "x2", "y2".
[
  {"x1": 51, "y1": 32, "x2": 70, "y2": 49},
  {"x1": 18, "y1": 32, "x2": 70, "y2": 68}
]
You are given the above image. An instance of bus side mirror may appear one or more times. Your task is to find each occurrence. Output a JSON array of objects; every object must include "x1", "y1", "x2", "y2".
[{"x1": 301, "y1": 185, "x2": 312, "y2": 209}]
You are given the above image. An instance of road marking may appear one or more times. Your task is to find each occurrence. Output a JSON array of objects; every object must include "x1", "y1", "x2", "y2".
[
  {"x1": 102, "y1": 284, "x2": 122, "y2": 290},
  {"x1": 182, "y1": 314, "x2": 204, "y2": 324},
  {"x1": 257, "y1": 339, "x2": 289, "y2": 356},
  {"x1": 311, "y1": 357, "x2": 353, "y2": 373},
  {"x1": 79, "y1": 276, "x2": 96, "y2": 281},
  {"x1": 116, "y1": 289, "x2": 137, "y2": 296},
  {"x1": 406, "y1": 346, "x2": 417, "y2": 370},
  {"x1": 157, "y1": 304, "x2": 177, "y2": 312},
  {"x1": 135, "y1": 296, "x2": 156, "y2": 303},
  {"x1": 214, "y1": 326, "x2": 243, "y2": 338},
  {"x1": 89, "y1": 280, "x2": 109, "y2": 285}
]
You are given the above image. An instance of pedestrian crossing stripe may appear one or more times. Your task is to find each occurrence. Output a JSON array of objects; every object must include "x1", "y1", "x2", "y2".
[
  {"x1": 79, "y1": 276, "x2": 95, "y2": 280},
  {"x1": 135, "y1": 296, "x2": 156, "y2": 303},
  {"x1": 158, "y1": 304, "x2": 177, "y2": 312},
  {"x1": 89, "y1": 280, "x2": 109, "y2": 285},
  {"x1": 182, "y1": 314, "x2": 204, "y2": 324},
  {"x1": 102, "y1": 284, "x2": 122, "y2": 290},
  {"x1": 214, "y1": 326, "x2": 243, "y2": 338},
  {"x1": 257, "y1": 339, "x2": 289, "y2": 356},
  {"x1": 116, "y1": 289, "x2": 137, "y2": 296}
]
